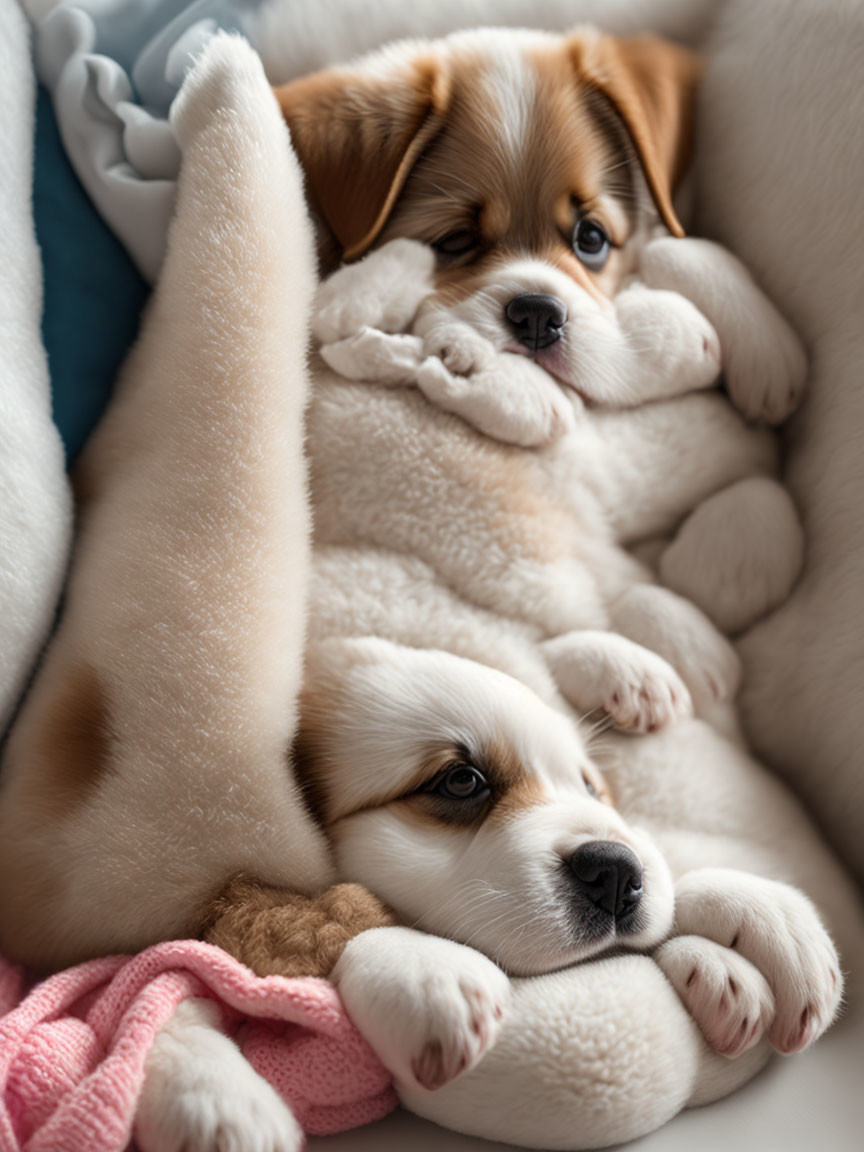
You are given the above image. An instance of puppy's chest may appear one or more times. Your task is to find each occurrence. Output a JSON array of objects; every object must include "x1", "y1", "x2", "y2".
[{"x1": 306, "y1": 376, "x2": 599, "y2": 562}]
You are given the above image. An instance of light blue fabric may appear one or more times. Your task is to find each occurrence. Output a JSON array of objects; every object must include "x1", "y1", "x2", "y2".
[
  {"x1": 34, "y1": 0, "x2": 267, "y2": 282},
  {"x1": 32, "y1": 0, "x2": 268, "y2": 456}
]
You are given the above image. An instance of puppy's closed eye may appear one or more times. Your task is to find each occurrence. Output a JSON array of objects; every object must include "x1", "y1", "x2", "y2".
[{"x1": 433, "y1": 230, "x2": 480, "y2": 259}]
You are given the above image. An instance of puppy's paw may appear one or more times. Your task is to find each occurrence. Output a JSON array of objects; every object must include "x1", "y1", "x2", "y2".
[
  {"x1": 659, "y1": 478, "x2": 805, "y2": 634},
  {"x1": 333, "y1": 927, "x2": 511, "y2": 1090},
  {"x1": 655, "y1": 935, "x2": 774, "y2": 1058},
  {"x1": 136, "y1": 999, "x2": 302, "y2": 1152},
  {"x1": 612, "y1": 585, "x2": 741, "y2": 714},
  {"x1": 313, "y1": 239, "x2": 436, "y2": 344},
  {"x1": 616, "y1": 287, "x2": 721, "y2": 399},
  {"x1": 543, "y1": 631, "x2": 692, "y2": 734},
  {"x1": 421, "y1": 322, "x2": 497, "y2": 377},
  {"x1": 416, "y1": 354, "x2": 576, "y2": 448},
  {"x1": 320, "y1": 328, "x2": 424, "y2": 385},
  {"x1": 673, "y1": 870, "x2": 843, "y2": 1055}
]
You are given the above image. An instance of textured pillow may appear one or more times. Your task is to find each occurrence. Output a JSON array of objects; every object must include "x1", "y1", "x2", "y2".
[{"x1": 33, "y1": 85, "x2": 149, "y2": 464}]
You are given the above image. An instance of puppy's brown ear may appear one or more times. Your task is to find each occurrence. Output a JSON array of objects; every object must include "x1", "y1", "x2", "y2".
[
  {"x1": 274, "y1": 53, "x2": 450, "y2": 260},
  {"x1": 570, "y1": 32, "x2": 701, "y2": 237}
]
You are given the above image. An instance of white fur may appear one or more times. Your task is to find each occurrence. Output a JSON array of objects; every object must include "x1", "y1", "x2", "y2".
[
  {"x1": 332, "y1": 927, "x2": 511, "y2": 1091},
  {"x1": 295, "y1": 221, "x2": 850, "y2": 1147},
  {"x1": 136, "y1": 998, "x2": 303, "y2": 1152},
  {"x1": 310, "y1": 639, "x2": 676, "y2": 976},
  {"x1": 396, "y1": 706, "x2": 860, "y2": 1148},
  {"x1": 654, "y1": 935, "x2": 775, "y2": 1058}
]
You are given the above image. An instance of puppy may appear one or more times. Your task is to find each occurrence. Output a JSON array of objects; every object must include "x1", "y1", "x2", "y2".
[{"x1": 277, "y1": 27, "x2": 806, "y2": 737}]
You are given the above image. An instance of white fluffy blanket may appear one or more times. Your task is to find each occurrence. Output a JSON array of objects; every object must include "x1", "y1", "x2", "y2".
[{"x1": 0, "y1": 0, "x2": 71, "y2": 733}]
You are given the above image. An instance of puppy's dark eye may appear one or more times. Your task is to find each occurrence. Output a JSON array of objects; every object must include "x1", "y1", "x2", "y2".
[
  {"x1": 573, "y1": 219, "x2": 611, "y2": 271},
  {"x1": 433, "y1": 230, "x2": 477, "y2": 257},
  {"x1": 435, "y1": 764, "x2": 489, "y2": 800}
]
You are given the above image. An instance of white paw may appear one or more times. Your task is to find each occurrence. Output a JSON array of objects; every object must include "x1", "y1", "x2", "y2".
[
  {"x1": 313, "y1": 239, "x2": 436, "y2": 344},
  {"x1": 320, "y1": 327, "x2": 423, "y2": 384},
  {"x1": 659, "y1": 478, "x2": 805, "y2": 634},
  {"x1": 616, "y1": 287, "x2": 721, "y2": 399},
  {"x1": 420, "y1": 322, "x2": 497, "y2": 376},
  {"x1": 543, "y1": 631, "x2": 692, "y2": 734},
  {"x1": 416, "y1": 353, "x2": 577, "y2": 448},
  {"x1": 655, "y1": 935, "x2": 774, "y2": 1058},
  {"x1": 673, "y1": 870, "x2": 843, "y2": 1054},
  {"x1": 136, "y1": 1000, "x2": 302, "y2": 1152},
  {"x1": 332, "y1": 927, "x2": 511, "y2": 1090},
  {"x1": 612, "y1": 585, "x2": 741, "y2": 714}
]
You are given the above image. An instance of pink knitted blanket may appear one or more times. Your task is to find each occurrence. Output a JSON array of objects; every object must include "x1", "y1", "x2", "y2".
[{"x1": 0, "y1": 940, "x2": 397, "y2": 1152}]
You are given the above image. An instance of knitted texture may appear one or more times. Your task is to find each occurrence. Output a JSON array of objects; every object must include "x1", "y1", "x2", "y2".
[{"x1": 0, "y1": 940, "x2": 397, "y2": 1152}]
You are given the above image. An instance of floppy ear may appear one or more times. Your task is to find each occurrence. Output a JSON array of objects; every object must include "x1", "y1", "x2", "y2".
[
  {"x1": 274, "y1": 53, "x2": 451, "y2": 260},
  {"x1": 570, "y1": 32, "x2": 702, "y2": 237}
]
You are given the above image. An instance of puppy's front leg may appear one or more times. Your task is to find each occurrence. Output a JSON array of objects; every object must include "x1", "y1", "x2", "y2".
[
  {"x1": 416, "y1": 351, "x2": 577, "y2": 448},
  {"x1": 136, "y1": 998, "x2": 303, "y2": 1152},
  {"x1": 611, "y1": 584, "x2": 742, "y2": 714},
  {"x1": 332, "y1": 926, "x2": 511, "y2": 1091},
  {"x1": 671, "y1": 869, "x2": 843, "y2": 1054},
  {"x1": 640, "y1": 237, "x2": 808, "y2": 425},
  {"x1": 614, "y1": 284, "x2": 721, "y2": 402},
  {"x1": 542, "y1": 630, "x2": 692, "y2": 733}
]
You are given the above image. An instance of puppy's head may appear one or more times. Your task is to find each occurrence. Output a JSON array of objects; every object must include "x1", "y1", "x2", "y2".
[
  {"x1": 295, "y1": 639, "x2": 674, "y2": 976},
  {"x1": 276, "y1": 27, "x2": 700, "y2": 401}
]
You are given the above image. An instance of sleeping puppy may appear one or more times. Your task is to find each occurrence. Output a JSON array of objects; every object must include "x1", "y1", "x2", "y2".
[
  {"x1": 297, "y1": 637, "x2": 675, "y2": 980},
  {"x1": 295, "y1": 637, "x2": 844, "y2": 1104}
]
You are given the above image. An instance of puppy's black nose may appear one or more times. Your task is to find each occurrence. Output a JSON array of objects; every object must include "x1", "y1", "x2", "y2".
[
  {"x1": 569, "y1": 841, "x2": 643, "y2": 919},
  {"x1": 504, "y1": 293, "x2": 567, "y2": 351}
]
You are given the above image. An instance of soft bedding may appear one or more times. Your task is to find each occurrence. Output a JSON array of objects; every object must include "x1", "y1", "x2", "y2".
[
  {"x1": 0, "y1": 0, "x2": 71, "y2": 731},
  {"x1": 3, "y1": 2, "x2": 864, "y2": 1152}
]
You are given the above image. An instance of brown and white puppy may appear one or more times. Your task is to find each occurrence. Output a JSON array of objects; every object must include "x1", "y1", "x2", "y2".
[
  {"x1": 297, "y1": 637, "x2": 675, "y2": 979},
  {"x1": 279, "y1": 27, "x2": 805, "y2": 737}
]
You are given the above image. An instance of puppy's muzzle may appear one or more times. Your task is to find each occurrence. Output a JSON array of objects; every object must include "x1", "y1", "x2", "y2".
[
  {"x1": 569, "y1": 841, "x2": 643, "y2": 920},
  {"x1": 505, "y1": 293, "x2": 567, "y2": 352}
]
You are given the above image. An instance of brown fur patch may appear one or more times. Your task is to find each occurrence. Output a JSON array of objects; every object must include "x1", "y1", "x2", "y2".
[
  {"x1": 5, "y1": 663, "x2": 115, "y2": 817},
  {"x1": 200, "y1": 876, "x2": 397, "y2": 978},
  {"x1": 274, "y1": 50, "x2": 451, "y2": 261}
]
